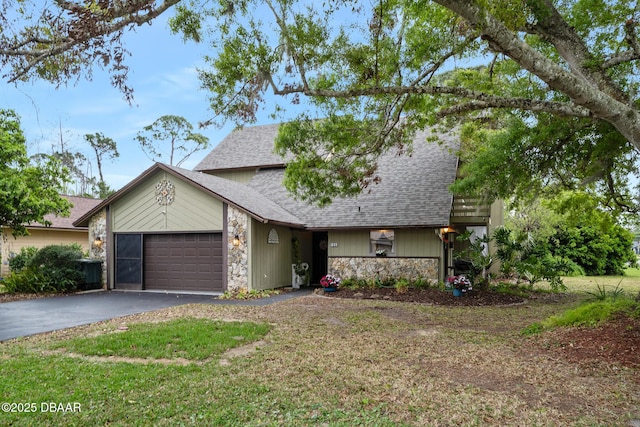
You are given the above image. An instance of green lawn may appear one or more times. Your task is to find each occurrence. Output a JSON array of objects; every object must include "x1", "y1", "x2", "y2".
[
  {"x1": 1, "y1": 286, "x2": 639, "y2": 426},
  {"x1": 561, "y1": 267, "x2": 640, "y2": 294},
  {"x1": 49, "y1": 318, "x2": 270, "y2": 360}
]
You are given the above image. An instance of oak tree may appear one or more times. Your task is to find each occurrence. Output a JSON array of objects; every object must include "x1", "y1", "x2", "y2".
[{"x1": 2, "y1": 0, "x2": 640, "y2": 206}]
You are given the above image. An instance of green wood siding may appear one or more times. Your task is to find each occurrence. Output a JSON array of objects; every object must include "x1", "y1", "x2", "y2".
[
  {"x1": 327, "y1": 230, "x2": 370, "y2": 256},
  {"x1": 328, "y1": 228, "x2": 442, "y2": 258},
  {"x1": 250, "y1": 221, "x2": 293, "y2": 290},
  {"x1": 112, "y1": 171, "x2": 224, "y2": 232},
  {"x1": 396, "y1": 229, "x2": 442, "y2": 257},
  {"x1": 208, "y1": 170, "x2": 256, "y2": 183}
]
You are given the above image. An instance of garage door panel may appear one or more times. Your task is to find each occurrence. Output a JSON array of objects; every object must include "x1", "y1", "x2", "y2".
[{"x1": 144, "y1": 233, "x2": 223, "y2": 292}]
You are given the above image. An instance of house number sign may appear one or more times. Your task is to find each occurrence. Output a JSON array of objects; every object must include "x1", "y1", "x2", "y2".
[{"x1": 155, "y1": 179, "x2": 176, "y2": 205}]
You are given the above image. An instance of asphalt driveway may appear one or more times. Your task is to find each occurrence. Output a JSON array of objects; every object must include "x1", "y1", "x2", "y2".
[{"x1": 0, "y1": 289, "x2": 312, "y2": 342}]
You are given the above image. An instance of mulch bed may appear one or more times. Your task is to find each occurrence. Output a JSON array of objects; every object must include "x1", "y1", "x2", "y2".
[
  {"x1": 319, "y1": 286, "x2": 526, "y2": 306},
  {"x1": 535, "y1": 314, "x2": 640, "y2": 371}
]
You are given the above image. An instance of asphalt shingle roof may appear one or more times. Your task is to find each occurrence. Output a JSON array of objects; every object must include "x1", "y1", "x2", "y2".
[
  {"x1": 34, "y1": 195, "x2": 102, "y2": 230},
  {"x1": 161, "y1": 165, "x2": 304, "y2": 226},
  {"x1": 243, "y1": 128, "x2": 459, "y2": 228},
  {"x1": 76, "y1": 124, "x2": 459, "y2": 230},
  {"x1": 194, "y1": 123, "x2": 290, "y2": 171}
]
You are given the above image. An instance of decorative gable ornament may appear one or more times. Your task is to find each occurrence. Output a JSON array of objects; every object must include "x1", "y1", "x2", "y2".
[
  {"x1": 155, "y1": 179, "x2": 176, "y2": 206},
  {"x1": 267, "y1": 228, "x2": 279, "y2": 244}
]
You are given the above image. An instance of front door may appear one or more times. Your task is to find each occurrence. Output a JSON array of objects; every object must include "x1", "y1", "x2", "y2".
[{"x1": 312, "y1": 232, "x2": 328, "y2": 284}]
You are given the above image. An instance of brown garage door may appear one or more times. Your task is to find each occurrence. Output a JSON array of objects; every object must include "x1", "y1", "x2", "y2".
[{"x1": 144, "y1": 233, "x2": 223, "y2": 292}]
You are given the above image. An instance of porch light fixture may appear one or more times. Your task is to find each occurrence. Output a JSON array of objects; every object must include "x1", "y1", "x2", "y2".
[
  {"x1": 93, "y1": 236, "x2": 103, "y2": 249},
  {"x1": 436, "y1": 226, "x2": 455, "y2": 242},
  {"x1": 233, "y1": 235, "x2": 241, "y2": 247},
  {"x1": 441, "y1": 226, "x2": 456, "y2": 235}
]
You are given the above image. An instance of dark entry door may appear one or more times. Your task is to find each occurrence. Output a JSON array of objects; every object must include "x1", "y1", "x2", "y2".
[
  {"x1": 115, "y1": 233, "x2": 143, "y2": 290},
  {"x1": 312, "y1": 232, "x2": 328, "y2": 284}
]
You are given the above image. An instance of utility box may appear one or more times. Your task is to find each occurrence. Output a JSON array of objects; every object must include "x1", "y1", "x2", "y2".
[{"x1": 76, "y1": 259, "x2": 103, "y2": 290}]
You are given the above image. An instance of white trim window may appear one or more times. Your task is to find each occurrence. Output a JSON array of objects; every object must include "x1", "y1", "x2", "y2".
[{"x1": 370, "y1": 230, "x2": 395, "y2": 256}]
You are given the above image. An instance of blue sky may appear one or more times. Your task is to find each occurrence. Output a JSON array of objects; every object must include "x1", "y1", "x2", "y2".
[{"x1": 1, "y1": 12, "x2": 280, "y2": 193}]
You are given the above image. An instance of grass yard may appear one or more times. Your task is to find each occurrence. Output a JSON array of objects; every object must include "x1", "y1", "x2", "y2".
[
  {"x1": 561, "y1": 268, "x2": 640, "y2": 294},
  {"x1": 1, "y1": 280, "x2": 639, "y2": 426}
]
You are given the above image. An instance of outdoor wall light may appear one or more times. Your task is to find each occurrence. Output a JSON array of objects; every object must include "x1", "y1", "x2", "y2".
[
  {"x1": 93, "y1": 236, "x2": 103, "y2": 249},
  {"x1": 233, "y1": 235, "x2": 241, "y2": 247}
]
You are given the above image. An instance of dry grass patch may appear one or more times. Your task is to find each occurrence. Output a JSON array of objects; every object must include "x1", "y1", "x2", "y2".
[{"x1": 2, "y1": 293, "x2": 639, "y2": 426}]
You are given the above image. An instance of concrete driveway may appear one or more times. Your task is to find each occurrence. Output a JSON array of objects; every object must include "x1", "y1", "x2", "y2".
[{"x1": 0, "y1": 289, "x2": 312, "y2": 342}]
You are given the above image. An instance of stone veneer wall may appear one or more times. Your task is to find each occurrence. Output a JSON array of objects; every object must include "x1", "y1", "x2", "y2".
[
  {"x1": 329, "y1": 257, "x2": 439, "y2": 283},
  {"x1": 227, "y1": 206, "x2": 249, "y2": 291},
  {"x1": 88, "y1": 209, "x2": 107, "y2": 287}
]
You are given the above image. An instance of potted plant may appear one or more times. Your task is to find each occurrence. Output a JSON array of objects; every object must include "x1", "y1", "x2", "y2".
[
  {"x1": 446, "y1": 275, "x2": 472, "y2": 297},
  {"x1": 375, "y1": 249, "x2": 387, "y2": 257},
  {"x1": 320, "y1": 274, "x2": 341, "y2": 292},
  {"x1": 291, "y1": 237, "x2": 309, "y2": 288},
  {"x1": 292, "y1": 262, "x2": 309, "y2": 288}
]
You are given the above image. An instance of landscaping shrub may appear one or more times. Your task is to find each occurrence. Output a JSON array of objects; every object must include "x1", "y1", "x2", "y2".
[
  {"x1": 8, "y1": 246, "x2": 38, "y2": 273},
  {"x1": 549, "y1": 225, "x2": 636, "y2": 275},
  {"x1": 3, "y1": 244, "x2": 84, "y2": 293}
]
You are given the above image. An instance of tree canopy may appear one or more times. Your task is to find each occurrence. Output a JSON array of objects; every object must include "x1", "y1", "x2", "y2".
[
  {"x1": 0, "y1": 109, "x2": 71, "y2": 236},
  {"x1": 135, "y1": 115, "x2": 210, "y2": 167},
  {"x1": 2, "y1": 0, "x2": 640, "y2": 207}
]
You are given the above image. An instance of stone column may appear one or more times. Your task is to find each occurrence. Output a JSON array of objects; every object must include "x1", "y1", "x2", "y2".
[
  {"x1": 227, "y1": 207, "x2": 249, "y2": 291},
  {"x1": 88, "y1": 209, "x2": 107, "y2": 287}
]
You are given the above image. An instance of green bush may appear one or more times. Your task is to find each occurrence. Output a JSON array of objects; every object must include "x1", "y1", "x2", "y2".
[
  {"x1": 549, "y1": 225, "x2": 636, "y2": 275},
  {"x1": 8, "y1": 246, "x2": 38, "y2": 273},
  {"x1": 3, "y1": 244, "x2": 84, "y2": 294},
  {"x1": 340, "y1": 276, "x2": 433, "y2": 291},
  {"x1": 492, "y1": 227, "x2": 570, "y2": 290},
  {"x1": 411, "y1": 277, "x2": 432, "y2": 289}
]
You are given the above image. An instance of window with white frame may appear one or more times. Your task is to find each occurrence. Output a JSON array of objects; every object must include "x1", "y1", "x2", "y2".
[{"x1": 370, "y1": 230, "x2": 395, "y2": 255}]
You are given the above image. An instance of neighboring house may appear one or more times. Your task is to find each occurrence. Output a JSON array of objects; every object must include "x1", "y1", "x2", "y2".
[
  {"x1": 75, "y1": 124, "x2": 502, "y2": 293},
  {"x1": 1, "y1": 195, "x2": 103, "y2": 277}
]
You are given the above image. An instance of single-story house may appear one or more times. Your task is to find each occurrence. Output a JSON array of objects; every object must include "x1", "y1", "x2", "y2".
[
  {"x1": 1, "y1": 195, "x2": 102, "y2": 277},
  {"x1": 74, "y1": 124, "x2": 502, "y2": 293}
]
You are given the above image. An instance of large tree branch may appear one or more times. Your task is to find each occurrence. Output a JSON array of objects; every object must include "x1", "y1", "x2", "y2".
[
  {"x1": 273, "y1": 83, "x2": 592, "y2": 118},
  {"x1": 526, "y1": 0, "x2": 627, "y2": 103},
  {"x1": 434, "y1": 0, "x2": 640, "y2": 150},
  {"x1": 1, "y1": 0, "x2": 180, "y2": 83},
  {"x1": 603, "y1": 19, "x2": 640, "y2": 69}
]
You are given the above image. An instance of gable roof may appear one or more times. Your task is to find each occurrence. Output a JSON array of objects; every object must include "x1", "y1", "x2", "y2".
[
  {"x1": 195, "y1": 123, "x2": 291, "y2": 172},
  {"x1": 160, "y1": 165, "x2": 303, "y2": 226},
  {"x1": 74, "y1": 163, "x2": 304, "y2": 228},
  {"x1": 244, "y1": 128, "x2": 459, "y2": 229},
  {"x1": 29, "y1": 195, "x2": 102, "y2": 231},
  {"x1": 76, "y1": 124, "x2": 459, "y2": 230}
]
